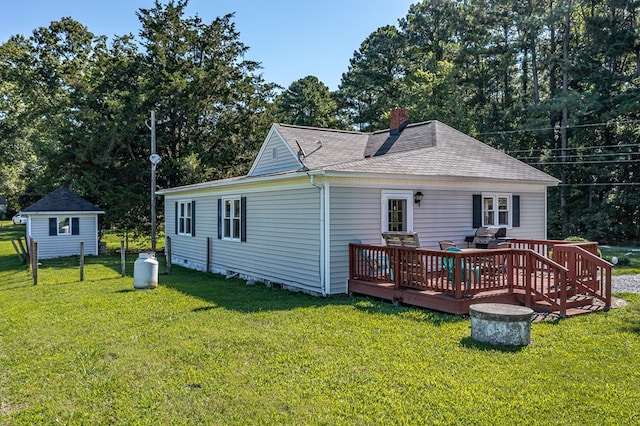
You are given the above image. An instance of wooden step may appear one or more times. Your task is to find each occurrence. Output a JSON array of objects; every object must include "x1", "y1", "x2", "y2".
[{"x1": 523, "y1": 294, "x2": 595, "y2": 313}]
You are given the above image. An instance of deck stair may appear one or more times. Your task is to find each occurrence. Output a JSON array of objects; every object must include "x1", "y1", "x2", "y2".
[{"x1": 515, "y1": 291, "x2": 596, "y2": 314}]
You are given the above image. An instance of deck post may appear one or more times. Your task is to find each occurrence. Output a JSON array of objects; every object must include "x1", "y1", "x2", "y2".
[
  {"x1": 393, "y1": 247, "x2": 401, "y2": 288},
  {"x1": 524, "y1": 251, "x2": 532, "y2": 308},
  {"x1": 454, "y1": 253, "x2": 462, "y2": 299},
  {"x1": 506, "y1": 251, "x2": 514, "y2": 292}
]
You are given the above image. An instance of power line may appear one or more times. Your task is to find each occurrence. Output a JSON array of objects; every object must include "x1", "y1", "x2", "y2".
[
  {"x1": 507, "y1": 142, "x2": 640, "y2": 154},
  {"x1": 557, "y1": 182, "x2": 640, "y2": 186},
  {"x1": 525, "y1": 159, "x2": 640, "y2": 165},
  {"x1": 516, "y1": 152, "x2": 640, "y2": 161},
  {"x1": 479, "y1": 119, "x2": 640, "y2": 136}
]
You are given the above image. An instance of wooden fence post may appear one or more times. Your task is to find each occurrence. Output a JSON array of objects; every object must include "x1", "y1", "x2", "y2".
[
  {"x1": 120, "y1": 240, "x2": 126, "y2": 277},
  {"x1": 31, "y1": 240, "x2": 38, "y2": 285},
  {"x1": 79, "y1": 241, "x2": 85, "y2": 281},
  {"x1": 206, "y1": 237, "x2": 211, "y2": 273},
  {"x1": 166, "y1": 237, "x2": 172, "y2": 275}
]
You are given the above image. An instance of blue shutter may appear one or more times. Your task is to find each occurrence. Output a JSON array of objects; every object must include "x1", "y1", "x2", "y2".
[
  {"x1": 191, "y1": 200, "x2": 196, "y2": 236},
  {"x1": 512, "y1": 195, "x2": 520, "y2": 227},
  {"x1": 472, "y1": 195, "x2": 482, "y2": 228},
  {"x1": 71, "y1": 217, "x2": 80, "y2": 235},
  {"x1": 49, "y1": 218, "x2": 57, "y2": 236},
  {"x1": 240, "y1": 196, "x2": 247, "y2": 242},
  {"x1": 217, "y1": 198, "x2": 222, "y2": 239}
]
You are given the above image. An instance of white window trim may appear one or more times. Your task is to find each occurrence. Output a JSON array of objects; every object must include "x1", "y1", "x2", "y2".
[
  {"x1": 222, "y1": 196, "x2": 242, "y2": 242},
  {"x1": 177, "y1": 200, "x2": 192, "y2": 236},
  {"x1": 57, "y1": 216, "x2": 72, "y2": 236},
  {"x1": 482, "y1": 193, "x2": 512, "y2": 228},
  {"x1": 381, "y1": 190, "x2": 414, "y2": 236}
]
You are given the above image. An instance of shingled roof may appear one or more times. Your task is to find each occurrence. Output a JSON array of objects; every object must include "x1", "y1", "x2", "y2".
[
  {"x1": 21, "y1": 188, "x2": 104, "y2": 214},
  {"x1": 274, "y1": 120, "x2": 558, "y2": 184}
]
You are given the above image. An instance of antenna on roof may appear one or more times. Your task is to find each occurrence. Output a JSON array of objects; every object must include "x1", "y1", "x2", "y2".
[{"x1": 295, "y1": 139, "x2": 306, "y2": 162}]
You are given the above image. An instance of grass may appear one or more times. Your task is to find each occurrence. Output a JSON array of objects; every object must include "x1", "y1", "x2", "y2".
[
  {"x1": 1, "y1": 221, "x2": 640, "y2": 424},
  {"x1": 600, "y1": 246, "x2": 640, "y2": 275}
]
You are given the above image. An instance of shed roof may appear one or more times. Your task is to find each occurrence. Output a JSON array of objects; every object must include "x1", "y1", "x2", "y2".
[{"x1": 21, "y1": 188, "x2": 104, "y2": 214}]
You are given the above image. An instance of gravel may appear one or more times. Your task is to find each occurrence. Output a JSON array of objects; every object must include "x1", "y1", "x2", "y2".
[{"x1": 612, "y1": 274, "x2": 640, "y2": 294}]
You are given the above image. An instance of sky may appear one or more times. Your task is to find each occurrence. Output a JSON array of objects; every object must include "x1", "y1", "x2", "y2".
[{"x1": 0, "y1": 0, "x2": 414, "y2": 91}]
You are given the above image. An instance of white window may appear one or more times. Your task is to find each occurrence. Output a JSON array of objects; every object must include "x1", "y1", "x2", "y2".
[
  {"x1": 49, "y1": 217, "x2": 78, "y2": 236},
  {"x1": 178, "y1": 201, "x2": 193, "y2": 236},
  {"x1": 58, "y1": 217, "x2": 71, "y2": 235},
  {"x1": 381, "y1": 190, "x2": 414, "y2": 233},
  {"x1": 483, "y1": 194, "x2": 511, "y2": 227},
  {"x1": 223, "y1": 197, "x2": 242, "y2": 241}
]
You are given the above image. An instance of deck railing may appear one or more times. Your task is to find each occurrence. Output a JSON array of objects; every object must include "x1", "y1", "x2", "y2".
[{"x1": 349, "y1": 239, "x2": 610, "y2": 316}]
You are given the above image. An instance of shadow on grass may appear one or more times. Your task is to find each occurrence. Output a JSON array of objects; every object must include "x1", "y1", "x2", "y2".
[
  {"x1": 350, "y1": 296, "x2": 467, "y2": 325},
  {"x1": 459, "y1": 336, "x2": 527, "y2": 353},
  {"x1": 160, "y1": 264, "x2": 467, "y2": 325},
  {"x1": 161, "y1": 265, "x2": 352, "y2": 313}
]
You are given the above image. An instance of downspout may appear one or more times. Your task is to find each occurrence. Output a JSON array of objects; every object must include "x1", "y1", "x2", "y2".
[{"x1": 309, "y1": 173, "x2": 329, "y2": 296}]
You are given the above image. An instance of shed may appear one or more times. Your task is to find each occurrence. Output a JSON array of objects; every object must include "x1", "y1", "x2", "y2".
[{"x1": 21, "y1": 188, "x2": 105, "y2": 259}]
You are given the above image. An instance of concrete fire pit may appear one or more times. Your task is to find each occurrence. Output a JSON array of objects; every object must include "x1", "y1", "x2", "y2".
[{"x1": 469, "y1": 303, "x2": 534, "y2": 346}]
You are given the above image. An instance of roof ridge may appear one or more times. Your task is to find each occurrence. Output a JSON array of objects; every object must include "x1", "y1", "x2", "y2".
[{"x1": 275, "y1": 123, "x2": 363, "y2": 135}]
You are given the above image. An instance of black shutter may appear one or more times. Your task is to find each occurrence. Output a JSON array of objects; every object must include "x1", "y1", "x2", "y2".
[
  {"x1": 71, "y1": 218, "x2": 80, "y2": 235},
  {"x1": 191, "y1": 200, "x2": 196, "y2": 236},
  {"x1": 174, "y1": 202, "x2": 178, "y2": 235},
  {"x1": 49, "y1": 218, "x2": 57, "y2": 236},
  {"x1": 241, "y1": 196, "x2": 247, "y2": 242},
  {"x1": 512, "y1": 195, "x2": 520, "y2": 227},
  {"x1": 472, "y1": 194, "x2": 482, "y2": 228},
  {"x1": 217, "y1": 198, "x2": 222, "y2": 239}
]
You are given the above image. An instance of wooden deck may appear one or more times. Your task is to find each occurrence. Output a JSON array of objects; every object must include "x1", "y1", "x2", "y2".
[{"x1": 348, "y1": 240, "x2": 612, "y2": 318}]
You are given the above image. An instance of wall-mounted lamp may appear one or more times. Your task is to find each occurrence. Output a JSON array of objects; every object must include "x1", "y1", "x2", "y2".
[{"x1": 414, "y1": 191, "x2": 423, "y2": 206}]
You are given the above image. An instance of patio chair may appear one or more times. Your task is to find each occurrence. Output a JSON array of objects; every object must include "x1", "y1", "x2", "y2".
[
  {"x1": 359, "y1": 245, "x2": 393, "y2": 281},
  {"x1": 439, "y1": 240, "x2": 456, "y2": 250},
  {"x1": 443, "y1": 247, "x2": 479, "y2": 288}
]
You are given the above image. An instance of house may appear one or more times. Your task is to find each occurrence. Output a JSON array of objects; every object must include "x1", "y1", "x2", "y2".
[
  {"x1": 158, "y1": 109, "x2": 559, "y2": 296},
  {"x1": 21, "y1": 187, "x2": 105, "y2": 259}
]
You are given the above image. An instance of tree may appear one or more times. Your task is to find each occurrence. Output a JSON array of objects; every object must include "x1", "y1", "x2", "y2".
[
  {"x1": 274, "y1": 76, "x2": 344, "y2": 128},
  {"x1": 0, "y1": 0, "x2": 277, "y2": 238},
  {"x1": 338, "y1": 25, "x2": 406, "y2": 131}
]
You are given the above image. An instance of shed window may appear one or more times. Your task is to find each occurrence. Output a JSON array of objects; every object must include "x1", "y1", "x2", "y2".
[{"x1": 49, "y1": 217, "x2": 79, "y2": 236}]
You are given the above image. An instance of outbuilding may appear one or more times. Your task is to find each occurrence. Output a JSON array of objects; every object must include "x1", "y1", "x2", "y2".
[{"x1": 21, "y1": 187, "x2": 104, "y2": 259}]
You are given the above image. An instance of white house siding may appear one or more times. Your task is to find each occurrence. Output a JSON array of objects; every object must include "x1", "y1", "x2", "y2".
[
  {"x1": 327, "y1": 180, "x2": 550, "y2": 295},
  {"x1": 415, "y1": 186, "x2": 548, "y2": 249},
  {"x1": 28, "y1": 214, "x2": 99, "y2": 259},
  {"x1": 165, "y1": 183, "x2": 323, "y2": 294},
  {"x1": 165, "y1": 194, "x2": 215, "y2": 272},
  {"x1": 249, "y1": 131, "x2": 300, "y2": 176},
  {"x1": 328, "y1": 186, "x2": 382, "y2": 294}
]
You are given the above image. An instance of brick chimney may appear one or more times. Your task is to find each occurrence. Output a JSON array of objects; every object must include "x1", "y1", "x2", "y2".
[{"x1": 389, "y1": 108, "x2": 409, "y2": 135}]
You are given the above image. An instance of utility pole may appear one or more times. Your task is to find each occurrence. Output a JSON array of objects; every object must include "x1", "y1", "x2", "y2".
[
  {"x1": 560, "y1": 0, "x2": 571, "y2": 237},
  {"x1": 147, "y1": 111, "x2": 161, "y2": 253}
]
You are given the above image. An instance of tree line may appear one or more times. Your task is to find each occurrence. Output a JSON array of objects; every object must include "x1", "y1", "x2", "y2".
[{"x1": 1, "y1": 0, "x2": 638, "y2": 244}]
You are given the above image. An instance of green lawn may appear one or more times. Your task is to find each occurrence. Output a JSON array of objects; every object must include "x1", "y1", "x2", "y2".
[{"x1": 1, "y1": 222, "x2": 640, "y2": 424}]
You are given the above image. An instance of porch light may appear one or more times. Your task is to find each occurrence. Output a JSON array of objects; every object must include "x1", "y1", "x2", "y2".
[{"x1": 414, "y1": 191, "x2": 423, "y2": 206}]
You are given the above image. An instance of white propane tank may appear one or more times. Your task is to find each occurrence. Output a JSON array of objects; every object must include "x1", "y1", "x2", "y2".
[{"x1": 133, "y1": 252, "x2": 159, "y2": 290}]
